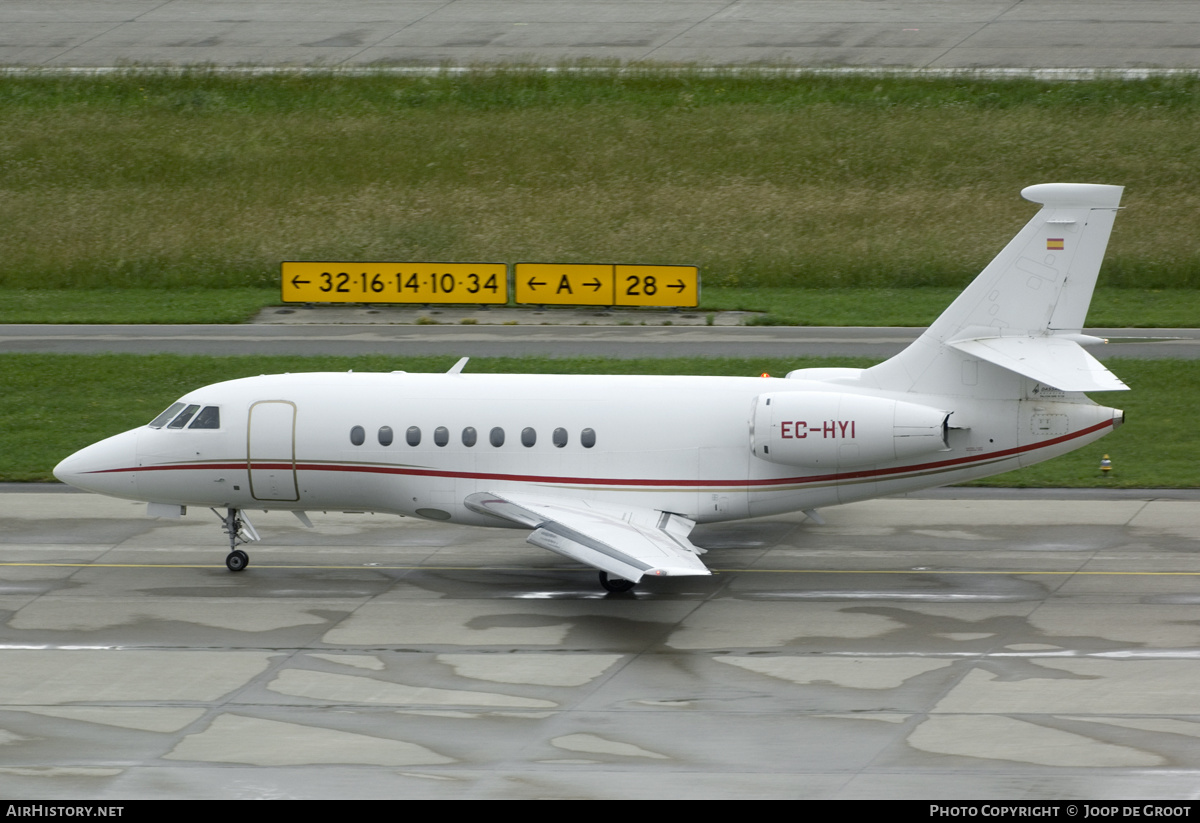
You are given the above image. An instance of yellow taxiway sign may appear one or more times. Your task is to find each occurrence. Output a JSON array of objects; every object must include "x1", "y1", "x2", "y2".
[
  {"x1": 614, "y1": 264, "x2": 699, "y2": 307},
  {"x1": 515, "y1": 263, "x2": 698, "y2": 307},
  {"x1": 515, "y1": 263, "x2": 613, "y2": 305},
  {"x1": 283, "y1": 262, "x2": 508, "y2": 304}
]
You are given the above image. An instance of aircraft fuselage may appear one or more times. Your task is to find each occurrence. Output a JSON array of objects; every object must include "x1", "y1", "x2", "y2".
[{"x1": 57, "y1": 370, "x2": 1120, "y2": 526}]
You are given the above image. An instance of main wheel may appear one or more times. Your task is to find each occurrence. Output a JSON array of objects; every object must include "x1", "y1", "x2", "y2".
[
  {"x1": 226, "y1": 549, "x2": 249, "y2": 572},
  {"x1": 599, "y1": 572, "x2": 636, "y2": 593}
]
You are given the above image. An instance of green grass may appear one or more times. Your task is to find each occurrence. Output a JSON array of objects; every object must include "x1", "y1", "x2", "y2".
[
  {"x1": 0, "y1": 288, "x2": 276, "y2": 324},
  {"x1": 1, "y1": 353, "x2": 1179, "y2": 488},
  {"x1": 2, "y1": 70, "x2": 1199, "y2": 294}
]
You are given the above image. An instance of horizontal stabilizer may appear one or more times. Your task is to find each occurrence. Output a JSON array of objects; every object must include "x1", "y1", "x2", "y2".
[
  {"x1": 464, "y1": 491, "x2": 710, "y2": 582},
  {"x1": 948, "y1": 335, "x2": 1128, "y2": 392}
]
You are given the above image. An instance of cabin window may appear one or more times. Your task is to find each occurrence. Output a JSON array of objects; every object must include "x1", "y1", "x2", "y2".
[
  {"x1": 167, "y1": 404, "x2": 200, "y2": 429},
  {"x1": 581, "y1": 428, "x2": 596, "y2": 448},
  {"x1": 149, "y1": 402, "x2": 185, "y2": 429},
  {"x1": 553, "y1": 427, "x2": 568, "y2": 448},
  {"x1": 462, "y1": 427, "x2": 477, "y2": 447},
  {"x1": 521, "y1": 427, "x2": 536, "y2": 447},
  {"x1": 189, "y1": 406, "x2": 221, "y2": 430},
  {"x1": 378, "y1": 426, "x2": 393, "y2": 446},
  {"x1": 406, "y1": 426, "x2": 421, "y2": 447},
  {"x1": 350, "y1": 426, "x2": 365, "y2": 446},
  {"x1": 490, "y1": 427, "x2": 505, "y2": 447},
  {"x1": 434, "y1": 426, "x2": 449, "y2": 447}
]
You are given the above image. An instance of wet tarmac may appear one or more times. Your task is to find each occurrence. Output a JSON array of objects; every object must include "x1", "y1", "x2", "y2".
[{"x1": 3, "y1": 489, "x2": 1199, "y2": 798}]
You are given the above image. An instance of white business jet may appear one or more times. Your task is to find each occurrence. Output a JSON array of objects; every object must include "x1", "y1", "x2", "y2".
[{"x1": 55, "y1": 184, "x2": 1128, "y2": 592}]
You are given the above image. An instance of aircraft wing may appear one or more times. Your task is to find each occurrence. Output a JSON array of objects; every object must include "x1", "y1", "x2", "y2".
[{"x1": 463, "y1": 491, "x2": 710, "y2": 582}]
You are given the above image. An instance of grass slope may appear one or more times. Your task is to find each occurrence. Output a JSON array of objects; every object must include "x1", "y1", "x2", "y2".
[{"x1": 2, "y1": 71, "x2": 1199, "y2": 300}]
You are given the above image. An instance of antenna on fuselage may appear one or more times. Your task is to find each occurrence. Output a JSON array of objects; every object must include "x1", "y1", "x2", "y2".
[{"x1": 447, "y1": 357, "x2": 470, "y2": 375}]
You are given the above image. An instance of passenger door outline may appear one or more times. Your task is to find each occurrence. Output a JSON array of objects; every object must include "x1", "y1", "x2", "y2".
[{"x1": 247, "y1": 400, "x2": 299, "y2": 502}]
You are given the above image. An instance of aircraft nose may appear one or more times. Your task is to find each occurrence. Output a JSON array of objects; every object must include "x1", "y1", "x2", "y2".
[{"x1": 54, "y1": 428, "x2": 142, "y2": 499}]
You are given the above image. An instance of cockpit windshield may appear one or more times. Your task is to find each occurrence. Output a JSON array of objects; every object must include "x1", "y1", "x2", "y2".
[
  {"x1": 148, "y1": 403, "x2": 186, "y2": 428},
  {"x1": 167, "y1": 404, "x2": 200, "y2": 429},
  {"x1": 189, "y1": 406, "x2": 221, "y2": 429},
  {"x1": 148, "y1": 403, "x2": 221, "y2": 430}
]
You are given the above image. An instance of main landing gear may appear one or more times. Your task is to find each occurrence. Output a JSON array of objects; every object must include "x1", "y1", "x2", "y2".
[
  {"x1": 214, "y1": 507, "x2": 259, "y2": 572},
  {"x1": 599, "y1": 572, "x2": 636, "y2": 593}
]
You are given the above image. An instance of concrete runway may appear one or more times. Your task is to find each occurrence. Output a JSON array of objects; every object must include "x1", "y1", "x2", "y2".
[
  {"x1": 3, "y1": 489, "x2": 1200, "y2": 799},
  {"x1": 3, "y1": 0, "x2": 1200, "y2": 69}
]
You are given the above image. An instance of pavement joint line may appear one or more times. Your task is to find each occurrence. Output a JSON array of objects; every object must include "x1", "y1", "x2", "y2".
[
  {"x1": 2, "y1": 67, "x2": 1199, "y2": 80},
  {"x1": 3, "y1": 562, "x2": 1198, "y2": 576}
]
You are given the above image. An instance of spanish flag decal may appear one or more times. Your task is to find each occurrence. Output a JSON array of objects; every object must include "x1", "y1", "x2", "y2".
[{"x1": 1047, "y1": 238, "x2": 1065, "y2": 250}]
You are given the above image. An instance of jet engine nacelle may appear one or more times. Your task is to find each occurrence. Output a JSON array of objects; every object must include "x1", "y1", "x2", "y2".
[{"x1": 751, "y1": 392, "x2": 950, "y2": 469}]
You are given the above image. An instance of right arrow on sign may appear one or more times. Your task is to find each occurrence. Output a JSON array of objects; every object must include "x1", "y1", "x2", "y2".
[{"x1": 614, "y1": 265, "x2": 699, "y2": 308}]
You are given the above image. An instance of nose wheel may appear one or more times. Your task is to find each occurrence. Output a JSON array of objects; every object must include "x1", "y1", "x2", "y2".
[{"x1": 213, "y1": 507, "x2": 260, "y2": 572}]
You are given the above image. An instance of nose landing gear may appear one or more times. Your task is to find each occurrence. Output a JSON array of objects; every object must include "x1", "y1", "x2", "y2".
[{"x1": 213, "y1": 508, "x2": 260, "y2": 572}]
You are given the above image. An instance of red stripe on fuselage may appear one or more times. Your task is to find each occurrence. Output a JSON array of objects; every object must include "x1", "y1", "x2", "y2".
[{"x1": 82, "y1": 418, "x2": 1115, "y2": 490}]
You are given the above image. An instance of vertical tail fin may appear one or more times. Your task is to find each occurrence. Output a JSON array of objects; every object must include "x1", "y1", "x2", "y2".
[{"x1": 866, "y1": 184, "x2": 1126, "y2": 395}]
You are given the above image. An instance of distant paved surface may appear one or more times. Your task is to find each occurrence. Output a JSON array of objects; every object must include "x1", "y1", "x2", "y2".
[
  {"x1": 3, "y1": 324, "x2": 1197, "y2": 360},
  {"x1": 2, "y1": 0, "x2": 1199, "y2": 68}
]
